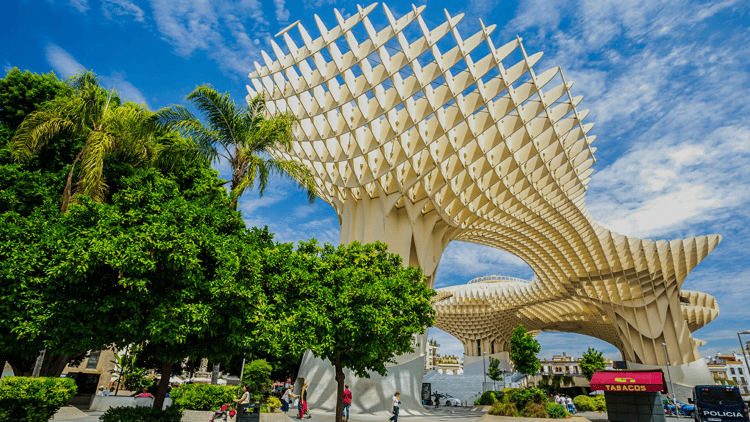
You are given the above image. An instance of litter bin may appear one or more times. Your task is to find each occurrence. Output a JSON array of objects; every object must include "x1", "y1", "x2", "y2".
[{"x1": 237, "y1": 403, "x2": 260, "y2": 422}]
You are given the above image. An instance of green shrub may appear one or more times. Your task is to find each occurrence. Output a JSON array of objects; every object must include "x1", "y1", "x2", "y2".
[
  {"x1": 507, "y1": 387, "x2": 546, "y2": 407},
  {"x1": 488, "y1": 400, "x2": 519, "y2": 416},
  {"x1": 266, "y1": 396, "x2": 281, "y2": 410},
  {"x1": 521, "y1": 402, "x2": 548, "y2": 418},
  {"x1": 477, "y1": 391, "x2": 497, "y2": 405},
  {"x1": 170, "y1": 384, "x2": 238, "y2": 411},
  {"x1": 574, "y1": 395, "x2": 593, "y2": 410},
  {"x1": 0, "y1": 376, "x2": 77, "y2": 422},
  {"x1": 99, "y1": 405, "x2": 182, "y2": 422},
  {"x1": 546, "y1": 403, "x2": 570, "y2": 419},
  {"x1": 594, "y1": 395, "x2": 606, "y2": 411}
]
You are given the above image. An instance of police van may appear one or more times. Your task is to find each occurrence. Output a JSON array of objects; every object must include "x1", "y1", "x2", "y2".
[{"x1": 688, "y1": 385, "x2": 749, "y2": 422}]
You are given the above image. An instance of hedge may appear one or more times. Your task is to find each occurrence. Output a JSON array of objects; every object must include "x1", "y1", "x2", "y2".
[
  {"x1": 0, "y1": 376, "x2": 78, "y2": 422},
  {"x1": 99, "y1": 406, "x2": 182, "y2": 422},
  {"x1": 170, "y1": 384, "x2": 239, "y2": 411},
  {"x1": 574, "y1": 394, "x2": 606, "y2": 411},
  {"x1": 488, "y1": 387, "x2": 554, "y2": 418},
  {"x1": 545, "y1": 402, "x2": 570, "y2": 419}
]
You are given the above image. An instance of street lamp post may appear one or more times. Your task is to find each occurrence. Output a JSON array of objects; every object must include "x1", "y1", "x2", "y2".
[
  {"x1": 737, "y1": 330, "x2": 750, "y2": 388},
  {"x1": 662, "y1": 343, "x2": 680, "y2": 419},
  {"x1": 483, "y1": 352, "x2": 487, "y2": 393}
]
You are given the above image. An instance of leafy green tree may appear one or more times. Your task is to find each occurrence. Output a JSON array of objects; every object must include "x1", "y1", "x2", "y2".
[
  {"x1": 8, "y1": 166, "x2": 276, "y2": 409},
  {"x1": 579, "y1": 347, "x2": 606, "y2": 380},
  {"x1": 254, "y1": 241, "x2": 436, "y2": 422},
  {"x1": 9, "y1": 70, "x2": 164, "y2": 211},
  {"x1": 0, "y1": 68, "x2": 72, "y2": 130},
  {"x1": 488, "y1": 357, "x2": 504, "y2": 390},
  {"x1": 241, "y1": 359, "x2": 272, "y2": 401},
  {"x1": 157, "y1": 86, "x2": 316, "y2": 210},
  {"x1": 509, "y1": 324, "x2": 541, "y2": 383}
]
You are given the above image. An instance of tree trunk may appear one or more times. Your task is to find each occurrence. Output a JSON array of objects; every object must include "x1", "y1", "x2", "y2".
[
  {"x1": 61, "y1": 149, "x2": 84, "y2": 213},
  {"x1": 334, "y1": 355, "x2": 345, "y2": 422},
  {"x1": 153, "y1": 362, "x2": 173, "y2": 410}
]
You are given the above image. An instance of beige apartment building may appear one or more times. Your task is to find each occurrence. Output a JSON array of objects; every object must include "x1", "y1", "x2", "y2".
[{"x1": 707, "y1": 352, "x2": 749, "y2": 395}]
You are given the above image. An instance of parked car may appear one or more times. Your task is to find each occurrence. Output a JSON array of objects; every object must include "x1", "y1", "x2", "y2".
[{"x1": 441, "y1": 395, "x2": 461, "y2": 406}]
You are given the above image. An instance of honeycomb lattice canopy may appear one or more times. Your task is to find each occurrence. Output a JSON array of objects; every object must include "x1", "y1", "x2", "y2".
[{"x1": 247, "y1": 3, "x2": 721, "y2": 367}]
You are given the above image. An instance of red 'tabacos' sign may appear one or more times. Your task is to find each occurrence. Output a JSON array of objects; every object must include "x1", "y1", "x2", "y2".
[{"x1": 590, "y1": 370, "x2": 667, "y2": 393}]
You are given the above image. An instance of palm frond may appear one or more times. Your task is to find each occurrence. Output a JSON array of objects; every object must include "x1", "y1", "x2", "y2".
[
  {"x1": 75, "y1": 131, "x2": 116, "y2": 203},
  {"x1": 186, "y1": 85, "x2": 243, "y2": 151},
  {"x1": 156, "y1": 105, "x2": 224, "y2": 163},
  {"x1": 11, "y1": 109, "x2": 75, "y2": 162},
  {"x1": 265, "y1": 158, "x2": 318, "y2": 204},
  {"x1": 153, "y1": 134, "x2": 212, "y2": 173}
]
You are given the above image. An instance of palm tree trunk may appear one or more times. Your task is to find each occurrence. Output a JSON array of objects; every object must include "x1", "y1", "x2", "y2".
[{"x1": 61, "y1": 149, "x2": 84, "y2": 213}]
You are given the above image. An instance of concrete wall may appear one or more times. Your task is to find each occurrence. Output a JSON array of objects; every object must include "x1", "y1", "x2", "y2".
[
  {"x1": 628, "y1": 359, "x2": 715, "y2": 402},
  {"x1": 89, "y1": 396, "x2": 173, "y2": 412},
  {"x1": 296, "y1": 350, "x2": 427, "y2": 416}
]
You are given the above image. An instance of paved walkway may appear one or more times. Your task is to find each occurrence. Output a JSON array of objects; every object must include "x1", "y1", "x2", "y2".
[{"x1": 51, "y1": 405, "x2": 604, "y2": 422}]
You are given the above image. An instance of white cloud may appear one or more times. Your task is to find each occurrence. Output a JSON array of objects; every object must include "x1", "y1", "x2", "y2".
[
  {"x1": 3, "y1": 59, "x2": 12, "y2": 73},
  {"x1": 148, "y1": 0, "x2": 269, "y2": 75},
  {"x1": 69, "y1": 0, "x2": 89, "y2": 13},
  {"x1": 273, "y1": 0, "x2": 289, "y2": 23},
  {"x1": 101, "y1": 71, "x2": 149, "y2": 106},
  {"x1": 102, "y1": 0, "x2": 145, "y2": 22},
  {"x1": 45, "y1": 43, "x2": 85, "y2": 78}
]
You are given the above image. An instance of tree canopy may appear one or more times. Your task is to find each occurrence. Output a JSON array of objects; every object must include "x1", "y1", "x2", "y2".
[
  {"x1": 579, "y1": 347, "x2": 606, "y2": 380},
  {"x1": 0, "y1": 67, "x2": 72, "y2": 129},
  {"x1": 509, "y1": 324, "x2": 541, "y2": 379},
  {"x1": 252, "y1": 240, "x2": 435, "y2": 422}
]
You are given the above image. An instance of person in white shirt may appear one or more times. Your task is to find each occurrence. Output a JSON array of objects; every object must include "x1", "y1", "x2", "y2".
[
  {"x1": 389, "y1": 391, "x2": 401, "y2": 422},
  {"x1": 281, "y1": 385, "x2": 292, "y2": 413}
]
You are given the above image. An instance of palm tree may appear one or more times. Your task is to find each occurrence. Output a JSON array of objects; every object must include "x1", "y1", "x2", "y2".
[
  {"x1": 10, "y1": 70, "x2": 160, "y2": 212},
  {"x1": 157, "y1": 85, "x2": 316, "y2": 210}
]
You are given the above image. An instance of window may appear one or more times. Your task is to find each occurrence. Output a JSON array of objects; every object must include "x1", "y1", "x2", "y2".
[
  {"x1": 86, "y1": 350, "x2": 101, "y2": 369},
  {"x1": 730, "y1": 367, "x2": 735, "y2": 375},
  {"x1": 739, "y1": 368, "x2": 744, "y2": 375}
]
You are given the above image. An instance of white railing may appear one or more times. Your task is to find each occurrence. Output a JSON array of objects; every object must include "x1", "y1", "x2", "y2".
[{"x1": 467, "y1": 275, "x2": 533, "y2": 284}]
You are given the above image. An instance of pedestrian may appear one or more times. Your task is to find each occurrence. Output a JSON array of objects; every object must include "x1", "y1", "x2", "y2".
[
  {"x1": 433, "y1": 391, "x2": 440, "y2": 408},
  {"x1": 566, "y1": 396, "x2": 576, "y2": 414},
  {"x1": 297, "y1": 382, "x2": 309, "y2": 419},
  {"x1": 96, "y1": 386, "x2": 107, "y2": 396},
  {"x1": 281, "y1": 384, "x2": 293, "y2": 413},
  {"x1": 234, "y1": 385, "x2": 250, "y2": 405},
  {"x1": 342, "y1": 384, "x2": 352, "y2": 422},
  {"x1": 389, "y1": 391, "x2": 401, "y2": 422}
]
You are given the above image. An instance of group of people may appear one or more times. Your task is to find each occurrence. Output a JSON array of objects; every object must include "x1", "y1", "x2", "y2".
[
  {"x1": 277, "y1": 382, "x2": 312, "y2": 419},
  {"x1": 554, "y1": 394, "x2": 576, "y2": 414}
]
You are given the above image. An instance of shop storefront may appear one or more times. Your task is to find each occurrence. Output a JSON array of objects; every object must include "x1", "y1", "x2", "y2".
[{"x1": 590, "y1": 370, "x2": 668, "y2": 422}]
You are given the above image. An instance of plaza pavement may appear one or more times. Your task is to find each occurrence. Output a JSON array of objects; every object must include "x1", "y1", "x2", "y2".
[{"x1": 50, "y1": 405, "x2": 606, "y2": 422}]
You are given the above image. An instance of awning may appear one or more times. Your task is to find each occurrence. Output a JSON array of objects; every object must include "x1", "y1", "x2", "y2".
[{"x1": 590, "y1": 370, "x2": 667, "y2": 393}]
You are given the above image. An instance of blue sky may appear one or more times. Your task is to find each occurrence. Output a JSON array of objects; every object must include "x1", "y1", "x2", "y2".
[{"x1": 2, "y1": 0, "x2": 749, "y2": 362}]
